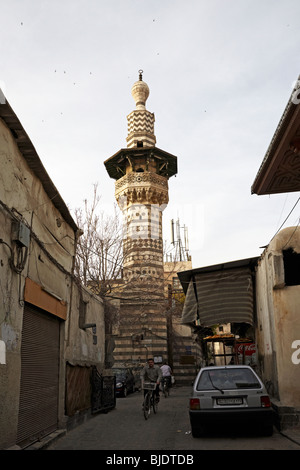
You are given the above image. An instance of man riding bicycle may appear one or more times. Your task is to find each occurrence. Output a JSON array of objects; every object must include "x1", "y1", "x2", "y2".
[
  {"x1": 141, "y1": 358, "x2": 162, "y2": 402},
  {"x1": 160, "y1": 361, "x2": 172, "y2": 389}
]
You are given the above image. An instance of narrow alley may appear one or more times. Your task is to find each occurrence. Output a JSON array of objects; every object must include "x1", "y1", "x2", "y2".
[{"x1": 45, "y1": 386, "x2": 300, "y2": 451}]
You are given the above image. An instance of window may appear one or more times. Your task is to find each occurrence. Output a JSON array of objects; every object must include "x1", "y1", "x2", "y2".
[
  {"x1": 283, "y1": 248, "x2": 300, "y2": 286},
  {"x1": 196, "y1": 368, "x2": 260, "y2": 391}
]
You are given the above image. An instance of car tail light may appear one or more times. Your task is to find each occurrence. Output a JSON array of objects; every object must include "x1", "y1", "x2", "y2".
[
  {"x1": 190, "y1": 398, "x2": 200, "y2": 410},
  {"x1": 260, "y1": 396, "x2": 271, "y2": 408}
]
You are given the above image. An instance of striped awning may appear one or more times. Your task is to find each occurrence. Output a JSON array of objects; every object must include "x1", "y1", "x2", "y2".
[{"x1": 178, "y1": 258, "x2": 258, "y2": 327}]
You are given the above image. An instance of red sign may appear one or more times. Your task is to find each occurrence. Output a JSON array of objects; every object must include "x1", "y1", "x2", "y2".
[{"x1": 236, "y1": 343, "x2": 256, "y2": 356}]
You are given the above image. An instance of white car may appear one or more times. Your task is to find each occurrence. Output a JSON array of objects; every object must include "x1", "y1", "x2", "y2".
[{"x1": 189, "y1": 365, "x2": 274, "y2": 437}]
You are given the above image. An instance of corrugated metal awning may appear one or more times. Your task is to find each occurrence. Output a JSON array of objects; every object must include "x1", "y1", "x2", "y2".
[{"x1": 178, "y1": 258, "x2": 258, "y2": 327}]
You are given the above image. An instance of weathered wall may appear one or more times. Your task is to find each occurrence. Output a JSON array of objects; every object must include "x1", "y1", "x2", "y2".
[
  {"x1": 255, "y1": 227, "x2": 300, "y2": 407},
  {"x1": 0, "y1": 205, "x2": 23, "y2": 448},
  {"x1": 0, "y1": 114, "x2": 105, "y2": 449},
  {"x1": 65, "y1": 284, "x2": 105, "y2": 366},
  {"x1": 0, "y1": 114, "x2": 76, "y2": 448}
]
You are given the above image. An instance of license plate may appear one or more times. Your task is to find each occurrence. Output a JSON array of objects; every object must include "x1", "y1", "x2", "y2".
[{"x1": 217, "y1": 397, "x2": 243, "y2": 405}]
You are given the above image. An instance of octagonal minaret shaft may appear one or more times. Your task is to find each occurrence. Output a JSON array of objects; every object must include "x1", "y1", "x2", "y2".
[{"x1": 104, "y1": 71, "x2": 177, "y2": 304}]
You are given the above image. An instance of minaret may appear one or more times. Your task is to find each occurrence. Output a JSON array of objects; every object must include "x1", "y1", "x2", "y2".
[{"x1": 104, "y1": 71, "x2": 177, "y2": 364}]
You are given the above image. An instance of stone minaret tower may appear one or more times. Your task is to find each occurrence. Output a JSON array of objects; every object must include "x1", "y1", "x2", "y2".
[{"x1": 104, "y1": 71, "x2": 177, "y2": 365}]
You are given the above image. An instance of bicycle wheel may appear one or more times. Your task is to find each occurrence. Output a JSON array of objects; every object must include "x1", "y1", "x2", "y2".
[
  {"x1": 152, "y1": 393, "x2": 158, "y2": 414},
  {"x1": 143, "y1": 392, "x2": 151, "y2": 420},
  {"x1": 163, "y1": 383, "x2": 168, "y2": 398}
]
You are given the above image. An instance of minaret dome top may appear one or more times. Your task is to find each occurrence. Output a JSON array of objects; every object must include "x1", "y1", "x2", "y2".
[{"x1": 131, "y1": 70, "x2": 150, "y2": 110}]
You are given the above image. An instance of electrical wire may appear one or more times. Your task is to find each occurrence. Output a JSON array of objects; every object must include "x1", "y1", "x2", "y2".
[
  {"x1": 281, "y1": 220, "x2": 300, "y2": 250},
  {"x1": 268, "y1": 196, "x2": 300, "y2": 245},
  {"x1": 0, "y1": 197, "x2": 180, "y2": 301}
]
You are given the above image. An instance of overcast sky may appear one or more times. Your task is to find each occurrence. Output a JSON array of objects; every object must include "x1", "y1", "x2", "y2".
[{"x1": 1, "y1": 0, "x2": 300, "y2": 268}]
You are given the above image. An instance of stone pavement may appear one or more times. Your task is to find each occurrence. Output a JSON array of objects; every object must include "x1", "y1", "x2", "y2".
[
  {"x1": 279, "y1": 425, "x2": 300, "y2": 447},
  {"x1": 28, "y1": 424, "x2": 300, "y2": 451},
  {"x1": 22, "y1": 389, "x2": 300, "y2": 451}
]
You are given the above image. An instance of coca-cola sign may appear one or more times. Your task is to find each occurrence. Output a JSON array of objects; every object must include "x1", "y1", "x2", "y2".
[{"x1": 236, "y1": 342, "x2": 256, "y2": 356}]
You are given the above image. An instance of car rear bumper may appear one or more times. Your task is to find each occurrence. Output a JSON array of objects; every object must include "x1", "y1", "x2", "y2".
[{"x1": 189, "y1": 408, "x2": 274, "y2": 427}]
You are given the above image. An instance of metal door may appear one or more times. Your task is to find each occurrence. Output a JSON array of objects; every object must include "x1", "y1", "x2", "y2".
[{"x1": 16, "y1": 304, "x2": 60, "y2": 448}]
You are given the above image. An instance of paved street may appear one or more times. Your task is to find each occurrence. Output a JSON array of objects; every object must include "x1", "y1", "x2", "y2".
[{"x1": 47, "y1": 386, "x2": 300, "y2": 451}]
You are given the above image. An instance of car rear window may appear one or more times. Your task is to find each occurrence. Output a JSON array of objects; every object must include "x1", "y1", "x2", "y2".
[{"x1": 196, "y1": 368, "x2": 261, "y2": 391}]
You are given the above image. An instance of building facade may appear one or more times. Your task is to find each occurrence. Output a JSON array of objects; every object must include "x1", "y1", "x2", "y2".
[
  {"x1": 0, "y1": 91, "x2": 108, "y2": 449},
  {"x1": 252, "y1": 76, "x2": 300, "y2": 428},
  {"x1": 178, "y1": 76, "x2": 300, "y2": 428},
  {"x1": 255, "y1": 228, "x2": 300, "y2": 410},
  {"x1": 164, "y1": 259, "x2": 203, "y2": 384}
]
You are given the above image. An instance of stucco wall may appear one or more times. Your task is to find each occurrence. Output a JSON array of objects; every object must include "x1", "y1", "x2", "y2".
[
  {"x1": 256, "y1": 227, "x2": 300, "y2": 407},
  {"x1": 0, "y1": 117, "x2": 75, "y2": 273},
  {"x1": 255, "y1": 252, "x2": 278, "y2": 397},
  {"x1": 65, "y1": 285, "x2": 105, "y2": 366},
  {"x1": 0, "y1": 116, "x2": 105, "y2": 449},
  {"x1": 0, "y1": 199, "x2": 23, "y2": 447}
]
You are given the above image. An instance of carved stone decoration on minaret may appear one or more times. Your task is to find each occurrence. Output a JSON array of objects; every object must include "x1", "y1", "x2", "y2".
[{"x1": 104, "y1": 71, "x2": 177, "y2": 363}]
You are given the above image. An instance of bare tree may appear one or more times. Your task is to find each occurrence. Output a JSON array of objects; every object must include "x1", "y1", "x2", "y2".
[
  {"x1": 74, "y1": 184, "x2": 123, "y2": 296},
  {"x1": 74, "y1": 184, "x2": 186, "y2": 307}
]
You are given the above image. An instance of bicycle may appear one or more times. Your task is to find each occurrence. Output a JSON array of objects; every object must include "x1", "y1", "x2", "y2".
[
  {"x1": 142, "y1": 381, "x2": 158, "y2": 420},
  {"x1": 162, "y1": 377, "x2": 170, "y2": 398}
]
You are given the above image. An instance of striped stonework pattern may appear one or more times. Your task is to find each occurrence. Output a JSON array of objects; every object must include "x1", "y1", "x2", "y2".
[{"x1": 126, "y1": 110, "x2": 156, "y2": 148}]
